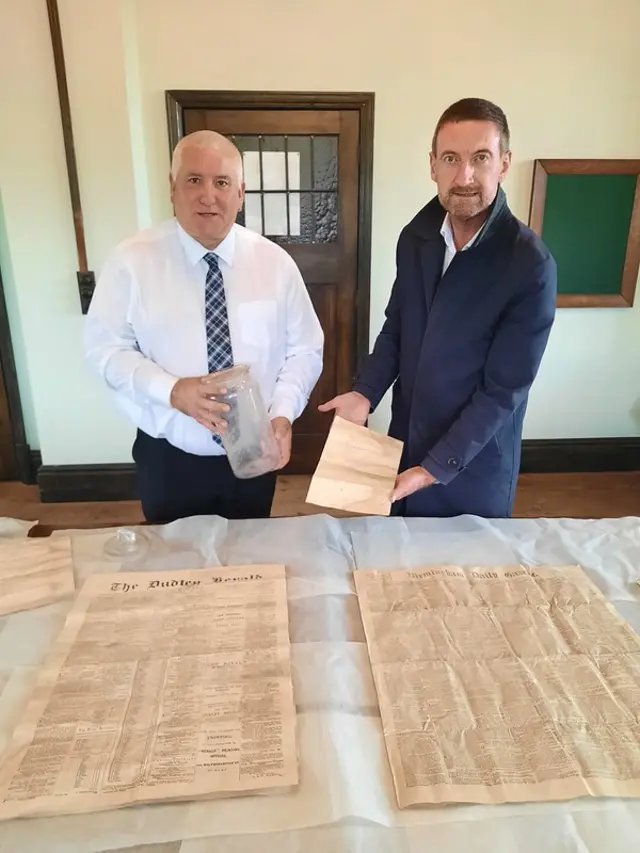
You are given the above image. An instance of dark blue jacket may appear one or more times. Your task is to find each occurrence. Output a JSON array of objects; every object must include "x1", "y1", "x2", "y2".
[{"x1": 353, "y1": 187, "x2": 557, "y2": 518}]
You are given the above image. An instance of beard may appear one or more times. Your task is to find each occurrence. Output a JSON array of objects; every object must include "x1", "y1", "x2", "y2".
[{"x1": 443, "y1": 188, "x2": 487, "y2": 221}]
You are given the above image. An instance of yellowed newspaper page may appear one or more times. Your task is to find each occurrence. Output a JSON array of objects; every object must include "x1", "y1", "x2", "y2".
[
  {"x1": 354, "y1": 564, "x2": 640, "y2": 807},
  {"x1": 0, "y1": 564, "x2": 298, "y2": 819},
  {"x1": 306, "y1": 416, "x2": 404, "y2": 516},
  {"x1": 0, "y1": 536, "x2": 75, "y2": 616}
]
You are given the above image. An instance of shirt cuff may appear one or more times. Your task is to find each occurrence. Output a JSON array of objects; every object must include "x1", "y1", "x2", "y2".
[
  {"x1": 146, "y1": 370, "x2": 180, "y2": 408},
  {"x1": 269, "y1": 396, "x2": 297, "y2": 424}
]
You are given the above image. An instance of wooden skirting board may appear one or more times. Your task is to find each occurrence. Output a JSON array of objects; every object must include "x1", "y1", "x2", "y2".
[{"x1": 34, "y1": 439, "x2": 640, "y2": 504}]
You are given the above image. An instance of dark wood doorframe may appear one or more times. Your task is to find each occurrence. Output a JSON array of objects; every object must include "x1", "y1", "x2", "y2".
[
  {"x1": 165, "y1": 90, "x2": 375, "y2": 373},
  {"x1": 0, "y1": 262, "x2": 38, "y2": 483}
]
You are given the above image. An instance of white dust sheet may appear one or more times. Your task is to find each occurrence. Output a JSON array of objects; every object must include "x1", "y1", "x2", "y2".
[{"x1": 0, "y1": 514, "x2": 638, "y2": 852}]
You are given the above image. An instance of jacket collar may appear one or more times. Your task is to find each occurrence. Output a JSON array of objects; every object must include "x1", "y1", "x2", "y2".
[{"x1": 405, "y1": 185, "x2": 510, "y2": 246}]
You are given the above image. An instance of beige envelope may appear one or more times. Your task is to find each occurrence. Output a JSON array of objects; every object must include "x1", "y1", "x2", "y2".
[{"x1": 306, "y1": 416, "x2": 404, "y2": 516}]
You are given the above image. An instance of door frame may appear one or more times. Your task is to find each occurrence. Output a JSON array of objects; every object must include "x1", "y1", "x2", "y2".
[
  {"x1": 0, "y1": 263, "x2": 37, "y2": 483},
  {"x1": 165, "y1": 89, "x2": 375, "y2": 376}
]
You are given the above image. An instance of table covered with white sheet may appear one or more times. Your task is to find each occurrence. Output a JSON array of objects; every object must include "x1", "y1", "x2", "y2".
[{"x1": 0, "y1": 513, "x2": 639, "y2": 853}]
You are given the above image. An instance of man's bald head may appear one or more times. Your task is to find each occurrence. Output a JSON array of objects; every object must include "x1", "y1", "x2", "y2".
[{"x1": 171, "y1": 130, "x2": 243, "y2": 182}]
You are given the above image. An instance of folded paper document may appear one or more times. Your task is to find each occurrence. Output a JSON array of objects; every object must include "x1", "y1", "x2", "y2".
[{"x1": 306, "y1": 416, "x2": 403, "y2": 515}]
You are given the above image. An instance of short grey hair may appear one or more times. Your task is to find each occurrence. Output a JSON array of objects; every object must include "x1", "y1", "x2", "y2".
[{"x1": 171, "y1": 130, "x2": 243, "y2": 182}]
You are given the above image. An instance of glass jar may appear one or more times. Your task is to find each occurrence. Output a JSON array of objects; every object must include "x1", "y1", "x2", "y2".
[{"x1": 212, "y1": 364, "x2": 281, "y2": 479}]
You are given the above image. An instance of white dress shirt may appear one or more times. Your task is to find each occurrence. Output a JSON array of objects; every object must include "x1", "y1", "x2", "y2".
[
  {"x1": 84, "y1": 219, "x2": 324, "y2": 456},
  {"x1": 440, "y1": 213, "x2": 482, "y2": 274}
]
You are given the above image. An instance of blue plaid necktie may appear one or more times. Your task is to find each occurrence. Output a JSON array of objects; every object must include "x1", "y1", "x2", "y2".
[{"x1": 203, "y1": 252, "x2": 233, "y2": 444}]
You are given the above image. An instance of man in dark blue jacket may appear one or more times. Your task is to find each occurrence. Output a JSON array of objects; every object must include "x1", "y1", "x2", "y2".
[{"x1": 319, "y1": 97, "x2": 557, "y2": 518}]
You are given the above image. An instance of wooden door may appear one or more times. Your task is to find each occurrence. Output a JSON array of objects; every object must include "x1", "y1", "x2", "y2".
[
  {"x1": 0, "y1": 357, "x2": 16, "y2": 480},
  {"x1": 181, "y1": 106, "x2": 365, "y2": 474},
  {"x1": 0, "y1": 255, "x2": 35, "y2": 482}
]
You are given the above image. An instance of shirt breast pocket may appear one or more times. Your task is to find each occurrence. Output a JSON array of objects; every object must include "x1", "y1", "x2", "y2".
[{"x1": 237, "y1": 300, "x2": 279, "y2": 348}]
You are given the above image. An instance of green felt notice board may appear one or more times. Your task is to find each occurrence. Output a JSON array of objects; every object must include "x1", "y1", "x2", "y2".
[{"x1": 528, "y1": 160, "x2": 640, "y2": 307}]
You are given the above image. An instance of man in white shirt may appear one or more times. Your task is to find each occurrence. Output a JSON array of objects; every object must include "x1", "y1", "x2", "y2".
[{"x1": 84, "y1": 130, "x2": 324, "y2": 523}]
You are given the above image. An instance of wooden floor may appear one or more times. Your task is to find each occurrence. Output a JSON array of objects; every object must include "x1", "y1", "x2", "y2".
[{"x1": 0, "y1": 472, "x2": 638, "y2": 533}]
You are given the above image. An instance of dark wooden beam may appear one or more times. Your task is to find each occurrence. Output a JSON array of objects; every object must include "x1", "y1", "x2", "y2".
[{"x1": 46, "y1": 0, "x2": 95, "y2": 313}]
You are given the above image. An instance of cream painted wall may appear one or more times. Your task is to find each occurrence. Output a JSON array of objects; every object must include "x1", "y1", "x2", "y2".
[{"x1": 0, "y1": 0, "x2": 639, "y2": 465}]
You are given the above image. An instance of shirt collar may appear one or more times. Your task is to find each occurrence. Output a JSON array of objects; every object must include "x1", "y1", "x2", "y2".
[
  {"x1": 176, "y1": 220, "x2": 236, "y2": 268},
  {"x1": 440, "y1": 214, "x2": 482, "y2": 253}
]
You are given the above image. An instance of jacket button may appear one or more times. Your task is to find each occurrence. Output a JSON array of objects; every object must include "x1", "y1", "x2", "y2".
[{"x1": 447, "y1": 457, "x2": 459, "y2": 467}]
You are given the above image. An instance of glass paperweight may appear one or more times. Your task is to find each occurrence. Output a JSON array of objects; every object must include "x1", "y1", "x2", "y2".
[{"x1": 103, "y1": 527, "x2": 150, "y2": 559}]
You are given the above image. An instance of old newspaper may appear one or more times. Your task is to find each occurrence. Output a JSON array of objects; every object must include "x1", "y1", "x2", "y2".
[
  {"x1": 354, "y1": 564, "x2": 640, "y2": 806},
  {"x1": 0, "y1": 536, "x2": 75, "y2": 616},
  {"x1": 0, "y1": 564, "x2": 298, "y2": 819}
]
